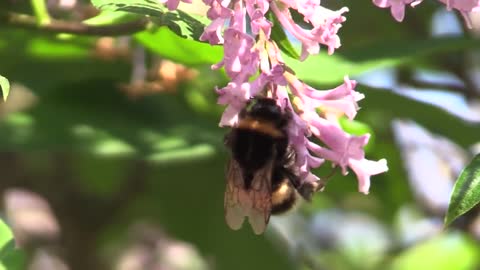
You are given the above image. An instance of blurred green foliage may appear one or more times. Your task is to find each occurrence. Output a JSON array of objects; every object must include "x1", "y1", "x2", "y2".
[
  {"x1": 0, "y1": 220, "x2": 26, "y2": 270},
  {"x1": 390, "y1": 233, "x2": 480, "y2": 270}
]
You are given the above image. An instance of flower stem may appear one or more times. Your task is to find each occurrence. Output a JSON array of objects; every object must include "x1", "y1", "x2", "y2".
[{"x1": 30, "y1": 0, "x2": 51, "y2": 25}]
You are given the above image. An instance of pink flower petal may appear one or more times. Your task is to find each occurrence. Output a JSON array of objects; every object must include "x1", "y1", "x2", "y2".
[{"x1": 349, "y1": 158, "x2": 388, "y2": 194}]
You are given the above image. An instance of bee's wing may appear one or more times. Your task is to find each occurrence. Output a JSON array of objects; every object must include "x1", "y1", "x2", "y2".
[
  {"x1": 246, "y1": 160, "x2": 273, "y2": 234},
  {"x1": 224, "y1": 159, "x2": 273, "y2": 235},
  {"x1": 224, "y1": 159, "x2": 247, "y2": 230}
]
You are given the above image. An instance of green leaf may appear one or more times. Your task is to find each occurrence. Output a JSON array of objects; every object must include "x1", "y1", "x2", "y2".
[
  {"x1": 0, "y1": 28, "x2": 92, "y2": 61},
  {"x1": 339, "y1": 37, "x2": 480, "y2": 63},
  {"x1": 445, "y1": 154, "x2": 480, "y2": 226},
  {"x1": 390, "y1": 233, "x2": 480, "y2": 270},
  {"x1": 0, "y1": 219, "x2": 25, "y2": 270},
  {"x1": 57, "y1": 8, "x2": 142, "y2": 39},
  {"x1": 339, "y1": 117, "x2": 374, "y2": 153},
  {"x1": 135, "y1": 27, "x2": 223, "y2": 65},
  {"x1": 91, "y1": 0, "x2": 169, "y2": 16},
  {"x1": 0, "y1": 241, "x2": 26, "y2": 270},
  {"x1": 91, "y1": 0, "x2": 209, "y2": 40},
  {"x1": 286, "y1": 37, "x2": 480, "y2": 85},
  {"x1": 267, "y1": 11, "x2": 300, "y2": 60},
  {"x1": 0, "y1": 75, "x2": 10, "y2": 102},
  {"x1": 0, "y1": 219, "x2": 13, "y2": 250}
]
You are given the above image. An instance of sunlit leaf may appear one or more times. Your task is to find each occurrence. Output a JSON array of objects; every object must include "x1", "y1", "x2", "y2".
[
  {"x1": 0, "y1": 219, "x2": 26, "y2": 270},
  {"x1": 0, "y1": 241, "x2": 26, "y2": 270},
  {"x1": 135, "y1": 27, "x2": 223, "y2": 65},
  {"x1": 0, "y1": 75, "x2": 10, "y2": 102},
  {"x1": 0, "y1": 219, "x2": 13, "y2": 250},
  {"x1": 339, "y1": 117, "x2": 374, "y2": 153},
  {"x1": 91, "y1": 0, "x2": 168, "y2": 16},
  {"x1": 445, "y1": 154, "x2": 480, "y2": 226},
  {"x1": 91, "y1": 0, "x2": 209, "y2": 40}
]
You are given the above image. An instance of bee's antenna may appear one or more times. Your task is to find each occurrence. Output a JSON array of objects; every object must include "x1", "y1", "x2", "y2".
[
  {"x1": 298, "y1": 167, "x2": 340, "y2": 201},
  {"x1": 321, "y1": 166, "x2": 339, "y2": 182},
  {"x1": 315, "y1": 166, "x2": 340, "y2": 191}
]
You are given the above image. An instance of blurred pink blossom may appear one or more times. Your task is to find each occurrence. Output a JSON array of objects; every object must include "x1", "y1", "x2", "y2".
[
  {"x1": 59, "y1": 0, "x2": 76, "y2": 9},
  {"x1": 373, "y1": 0, "x2": 480, "y2": 27},
  {"x1": 372, "y1": 0, "x2": 415, "y2": 21},
  {"x1": 438, "y1": 0, "x2": 480, "y2": 27},
  {"x1": 212, "y1": 28, "x2": 259, "y2": 81},
  {"x1": 271, "y1": 2, "x2": 348, "y2": 59}
]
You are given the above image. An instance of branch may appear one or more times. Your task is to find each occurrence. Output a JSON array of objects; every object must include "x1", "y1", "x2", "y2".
[{"x1": 0, "y1": 12, "x2": 149, "y2": 36}]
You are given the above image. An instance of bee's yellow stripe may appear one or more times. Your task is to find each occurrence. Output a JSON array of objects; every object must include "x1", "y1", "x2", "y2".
[
  {"x1": 237, "y1": 117, "x2": 284, "y2": 138},
  {"x1": 271, "y1": 181, "x2": 294, "y2": 205}
]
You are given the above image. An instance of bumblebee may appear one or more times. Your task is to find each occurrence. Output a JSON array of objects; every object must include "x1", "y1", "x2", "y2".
[{"x1": 224, "y1": 97, "x2": 321, "y2": 234}]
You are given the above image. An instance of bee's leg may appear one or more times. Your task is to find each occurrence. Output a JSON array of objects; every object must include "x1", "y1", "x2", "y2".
[
  {"x1": 271, "y1": 167, "x2": 284, "y2": 191},
  {"x1": 297, "y1": 181, "x2": 325, "y2": 202},
  {"x1": 239, "y1": 107, "x2": 248, "y2": 119},
  {"x1": 224, "y1": 132, "x2": 236, "y2": 148},
  {"x1": 279, "y1": 164, "x2": 331, "y2": 201},
  {"x1": 281, "y1": 98, "x2": 293, "y2": 127},
  {"x1": 298, "y1": 167, "x2": 339, "y2": 200},
  {"x1": 281, "y1": 168, "x2": 301, "y2": 188},
  {"x1": 282, "y1": 145, "x2": 296, "y2": 167},
  {"x1": 223, "y1": 132, "x2": 229, "y2": 145}
]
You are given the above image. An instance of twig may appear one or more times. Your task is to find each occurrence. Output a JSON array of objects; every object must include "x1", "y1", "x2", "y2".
[{"x1": 0, "y1": 11, "x2": 149, "y2": 36}]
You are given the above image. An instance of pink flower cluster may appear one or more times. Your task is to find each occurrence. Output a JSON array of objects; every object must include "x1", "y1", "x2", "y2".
[
  {"x1": 196, "y1": 0, "x2": 388, "y2": 194},
  {"x1": 373, "y1": 0, "x2": 480, "y2": 28}
]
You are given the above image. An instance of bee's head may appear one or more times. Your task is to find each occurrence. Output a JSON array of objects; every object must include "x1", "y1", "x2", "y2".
[{"x1": 246, "y1": 98, "x2": 287, "y2": 127}]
